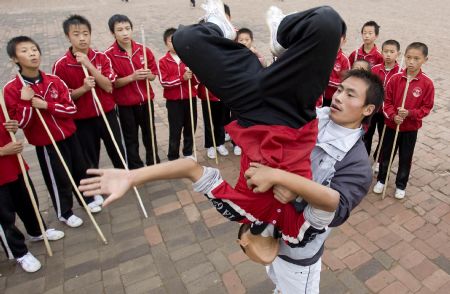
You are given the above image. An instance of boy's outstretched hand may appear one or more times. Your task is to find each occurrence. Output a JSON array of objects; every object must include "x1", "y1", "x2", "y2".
[
  {"x1": 244, "y1": 162, "x2": 277, "y2": 193},
  {"x1": 79, "y1": 169, "x2": 132, "y2": 207}
]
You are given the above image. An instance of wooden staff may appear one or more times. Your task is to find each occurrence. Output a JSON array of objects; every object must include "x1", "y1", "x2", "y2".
[
  {"x1": 373, "y1": 55, "x2": 405, "y2": 174},
  {"x1": 81, "y1": 65, "x2": 148, "y2": 218},
  {"x1": 140, "y1": 27, "x2": 157, "y2": 165},
  {"x1": 0, "y1": 91, "x2": 52, "y2": 256},
  {"x1": 15, "y1": 72, "x2": 108, "y2": 244},
  {"x1": 382, "y1": 77, "x2": 411, "y2": 199},
  {"x1": 187, "y1": 68, "x2": 197, "y2": 159},
  {"x1": 205, "y1": 89, "x2": 218, "y2": 164}
]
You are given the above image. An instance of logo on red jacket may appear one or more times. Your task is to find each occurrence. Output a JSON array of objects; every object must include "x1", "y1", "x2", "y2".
[
  {"x1": 49, "y1": 87, "x2": 58, "y2": 99},
  {"x1": 140, "y1": 55, "x2": 144, "y2": 65},
  {"x1": 412, "y1": 87, "x2": 422, "y2": 98},
  {"x1": 334, "y1": 62, "x2": 342, "y2": 72}
]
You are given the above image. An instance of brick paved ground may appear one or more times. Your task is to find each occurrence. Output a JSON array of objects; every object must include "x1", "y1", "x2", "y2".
[{"x1": 0, "y1": 0, "x2": 449, "y2": 293}]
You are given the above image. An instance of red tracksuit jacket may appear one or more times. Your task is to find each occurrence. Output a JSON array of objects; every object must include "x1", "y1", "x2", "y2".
[
  {"x1": 3, "y1": 72, "x2": 77, "y2": 146},
  {"x1": 324, "y1": 49, "x2": 350, "y2": 100},
  {"x1": 349, "y1": 44, "x2": 384, "y2": 68},
  {"x1": 372, "y1": 63, "x2": 400, "y2": 87},
  {"x1": 105, "y1": 40, "x2": 158, "y2": 106},
  {"x1": 383, "y1": 69, "x2": 434, "y2": 131},
  {"x1": 158, "y1": 52, "x2": 198, "y2": 99},
  {"x1": 52, "y1": 48, "x2": 116, "y2": 120},
  {"x1": 0, "y1": 108, "x2": 29, "y2": 186}
]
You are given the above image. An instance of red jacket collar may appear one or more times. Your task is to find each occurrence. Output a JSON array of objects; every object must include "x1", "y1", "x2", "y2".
[
  {"x1": 359, "y1": 44, "x2": 379, "y2": 55},
  {"x1": 65, "y1": 47, "x2": 96, "y2": 65},
  {"x1": 163, "y1": 51, "x2": 179, "y2": 64},
  {"x1": 401, "y1": 68, "x2": 423, "y2": 81},
  {"x1": 16, "y1": 70, "x2": 48, "y2": 86},
  {"x1": 110, "y1": 40, "x2": 142, "y2": 57}
]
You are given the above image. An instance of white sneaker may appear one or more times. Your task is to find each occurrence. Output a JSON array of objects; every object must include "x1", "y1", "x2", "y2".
[
  {"x1": 94, "y1": 195, "x2": 104, "y2": 206},
  {"x1": 233, "y1": 145, "x2": 242, "y2": 156},
  {"x1": 59, "y1": 215, "x2": 83, "y2": 228},
  {"x1": 207, "y1": 147, "x2": 217, "y2": 159},
  {"x1": 29, "y1": 228, "x2": 65, "y2": 242},
  {"x1": 374, "y1": 162, "x2": 380, "y2": 173},
  {"x1": 201, "y1": 0, "x2": 236, "y2": 40},
  {"x1": 17, "y1": 252, "x2": 41, "y2": 273},
  {"x1": 217, "y1": 145, "x2": 229, "y2": 156},
  {"x1": 266, "y1": 6, "x2": 287, "y2": 57},
  {"x1": 88, "y1": 201, "x2": 102, "y2": 213},
  {"x1": 373, "y1": 181, "x2": 384, "y2": 194},
  {"x1": 395, "y1": 188, "x2": 406, "y2": 199},
  {"x1": 225, "y1": 133, "x2": 231, "y2": 142}
]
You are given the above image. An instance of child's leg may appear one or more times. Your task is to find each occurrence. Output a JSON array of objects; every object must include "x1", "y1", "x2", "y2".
[
  {"x1": 138, "y1": 102, "x2": 160, "y2": 165},
  {"x1": 75, "y1": 118, "x2": 101, "y2": 169},
  {"x1": 167, "y1": 101, "x2": 185, "y2": 160},
  {"x1": 118, "y1": 105, "x2": 144, "y2": 169},
  {"x1": 201, "y1": 100, "x2": 214, "y2": 148},
  {"x1": 102, "y1": 111, "x2": 126, "y2": 169},
  {"x1": 377, "y1": 127, "x2": 398, "y2": 184},
  {"x1": 182, "y1": 99, "x2": 197, "y2": 157},
  {"x1": 395, "y1": 131, "x2": 418, "y2": 190},
  {"x1": 173, "y1": 6, "x2": 343, "y2": 128}
]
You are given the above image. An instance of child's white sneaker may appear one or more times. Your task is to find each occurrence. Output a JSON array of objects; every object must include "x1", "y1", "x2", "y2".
[
  {"x1": 59, "y1": 215, "x2": 83, "y2": 228},
  {"x1": 29, "y1": 228, "x2": 65, "y2": 242},
  {"x1": 88, "y1": 201, "x2": 102, "y2": 213},
  {"x1": 201, "y1": 0, "x2": 236, "y2": 40},
  {"x1": 217, "y1": 145, "x2": 229, "y2": 156},
  {"x1": 17, "y1": 252, "x2": 41, "y2": 273},
  {"x1": 224, "y1": 133, "x2": 231, "y2": 142},
  {"x1": 395, "y1": 188, "x2": 406, "y2": 199},
  {"x1": 207, "y1": 147, "x2": 216, "y2": 159},
  {"x1": 373, "y1": 181, "x2": 384, "y2": 194},
  {"x1": 266, "y1": 6, "x2": 287, "y2": 57},
  {"x1": 233, "y1": 145, "x2": 242, "y2": 156},
  {"x1": 94, "y1": 195, "x2": 104, "y2": 206}
]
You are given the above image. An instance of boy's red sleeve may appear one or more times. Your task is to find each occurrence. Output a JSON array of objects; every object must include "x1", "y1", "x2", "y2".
[
  {"x1": 101, "y1": 53, "x2": 117, "y2": 83},
  {"x1": 409, "y1": 83, "x2": 434, "y2": 121},
  {"x1": 382, "y1": 77, "x2": 397, "y2": 120},
  {"x1": 3, "y1": 86, "x2": 33, "y2": 129},
  {"x1": 158, "y1": 59, "x2": 182, "y2": 88},
  {"x1": 45, "y1": 79, "x2": 77, "y2": 119},
  {"x1": 348, "y1": 51, "x2": 356, "y2": 66},
  {"x1": 146, "y1": 48, "x2": 158, "y2": 76}
]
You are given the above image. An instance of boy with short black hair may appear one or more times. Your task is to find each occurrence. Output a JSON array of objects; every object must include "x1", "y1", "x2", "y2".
[
  {"x1": 236, "y1": 28, "x2": 267, "y2": 67},
  {"x1": 364, "y1": 39, "x2": 401, "y2": 160},
  {"x1": 374, "y1": 42, "x2": 434, "y2": 199},
  {"x1": 105, "y1": 14, "x2": 160, "y2": 168},
  {"x1": 158, "y1": 28, "x2": 199, "y2": 160},
  {"x1": 352, "y1": 59, "x2": 371, "y2": 71},
  {"x1": 349, "y1": 20, "x2": 383, "y2": 67},
  {"x1": 4, "y1": 36, "x2": 98, "y2": 227},
  {"x1": 53, "y1": 15, "x2": 125, "y2": 178}
]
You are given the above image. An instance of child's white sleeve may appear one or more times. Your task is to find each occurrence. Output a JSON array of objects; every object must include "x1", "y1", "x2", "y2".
[{"x1": 303, "y1": 205, "x2": 335, "y2": 229}]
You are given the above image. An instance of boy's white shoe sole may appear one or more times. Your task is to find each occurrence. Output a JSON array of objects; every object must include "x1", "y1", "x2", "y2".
[
  {"x1": 395, "y1": 188, "x2": 406, "y2": 199},
  {"x1": 17, "y1": 252, "x2": 41, "y2": 273},
  {"x1": 59, "y1": 215, "x2": 83, "y2": 228},
  {"x1": 29, "y1": 228, "x2": 65, "y2": 242},
  {"x1": 373, "y1": 181, "x2": 384, "y2": 194},
  {"x1": 201, "y1": 0, "x2": 236, "y2": 40}
]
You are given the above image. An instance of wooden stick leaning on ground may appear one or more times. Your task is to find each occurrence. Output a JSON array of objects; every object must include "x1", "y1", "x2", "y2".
[
  {"x1": 205, "y1": 89, "x2": 218, "y2": 164},
  {"x1": 187, "y1": 69, "x2": 197, "y2": 159},
  {"x1": 0, "y1": 90, "x2": 53, "y2": 256},
  {"x1": 81, "y1": 65, "x2": 148, "y2": 218},
  {"x1": 141, "y1": 27, "x2": 157, "y2": 165},
  {"x1": 382, "y1": 76, "x2": 411, "y2": 199},
  {"x1": 15, "y1": 72, "x2": 108, "y2": 244},
  {"x1": 373, "y1": 55, "x2": 405, "y2": 174}
]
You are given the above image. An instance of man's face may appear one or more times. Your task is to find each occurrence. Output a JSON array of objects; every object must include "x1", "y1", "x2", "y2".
[
  {"x1": 382, "y1": 44, "x2": 399, "y2": 65},
  {"x1": 67, "y1": 24, "x2": 91, "y2": 52},
  {"x1": 113, "y1": 22, "x2": 133, "y2": 45},
  {"x1": 13, "y1": 41, "x2": 41, "y2": 70},
  {"x1": 330, "y1": 76, "x2": 374, "y2": 129}
]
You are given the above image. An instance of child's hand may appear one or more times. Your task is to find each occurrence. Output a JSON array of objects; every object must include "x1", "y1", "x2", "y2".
[
  {"x1": 183, "y1": 69, "x2": 193, "y2": 81},
  {"x1": 397, "y1": 107, "x2": 409, "y2": 118},
  {"x1": 79, "y1": 169, "x2": 132, "y2": 207},
  {"x1": 244, "y1": 162, "x2": 276, "y2": 193},
  {"x1": 131, "y1": 69, "x2": 151, "y2": 81},
  {"x1": 31, "y1": 97, "x2": 48, "y2": 109},
  {"x1": 83, "y1": 76, "x2": 96, "y2": 91},
  {"x1": 0, "y1": 141, "x2": 23, "y2": 156},
  {"x1": 3, "y1": 120, "x2": 19, "y2": 133},
  {"x1": 273, "y1": 185, "x2": 297, "y2": 204},
  {"x1": 20, "y1": 86, "x2": 35, "y2": 101},
  {"x1": 394, "y1": 115, "x2": 404, "y2": 125},
  {"x1": 74, "y1": 52, "x2": 91, "y2": 67}
]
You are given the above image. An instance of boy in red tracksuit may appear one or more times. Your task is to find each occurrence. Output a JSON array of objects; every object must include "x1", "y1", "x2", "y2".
[
  {"x1": 323, "y1": 32, "x2": 350, "y2": 107},
  {"x1": 53, "y1": 15, "x2": 125, "y2": 176},
  {"x1": 105, "y1": 14, "x2": 160, "y2": 168},
  {"x1": 349, "y1": 21, "x2": 383, "y2": 68},
  {"x1": 3, "y1": 36, "x2": 98, "y2": 227},
  {"x1": 374, "y1": 42, "x2": 434, "y2": 199},
  {"x1": 197, "y1": 84, "x2": 229, "y2": 159},
  {"x1": 364, "y1": 39, "x2": 401, "y2": 163},
  {"x1": 158, "y1": 28, "x2": 199, "y2": 161}
]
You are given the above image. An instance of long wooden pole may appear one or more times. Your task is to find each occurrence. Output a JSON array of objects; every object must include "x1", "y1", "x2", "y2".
[
  {"x1": 0, "y1": 91, "x2": 52, "y2": 256},
  {"x1": 187, "y1": 71, "x2": 197, "y2": 160},
  {"x1": 81, "y1": 65, "x2": 148, "y2": 218},
  {"x1": 141, "y1": 27, "x2": 157, "y2": 165},
  {"x1": 205, "y1": 89, "x2": 218, "y2": 164},
  {"x1": 15, "y1": 73, "x2": 108, "y2": 244}
]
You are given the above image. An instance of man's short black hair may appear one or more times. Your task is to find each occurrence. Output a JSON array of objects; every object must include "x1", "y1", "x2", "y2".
[
  {"x1": 405, "y1": 42, "x2": 428, "y2": 57},
  {"x1": 382, "y1": 39, "x2": 400, "y2": 51},
  {"x1": 108, "y1": 14, "x2": 133, "y2": 33},
  {"x1": 224, "y1": 4, "x2": 230, "y2": 17},
  {"x1": 6, "y1": 36, "x2": 41, "y2": 59},
  {"x1": 163, "y1": 27, "x2": 176, "y2": 44},
  {"x1": 343, "y1": 69, "x2": 384, "y2": 125},
  {"x1": 237, "y1": 28, "x2": 253, "y2": 40},
  {"x1": 63, "y1": 15, "x2": 92, "y2": 36},
  {"x1": 237, "y1": 223, "x2": 251, "y2": 253},
  {"x1": 361, "y1": 20, "x2": 380, "y2": 36}
]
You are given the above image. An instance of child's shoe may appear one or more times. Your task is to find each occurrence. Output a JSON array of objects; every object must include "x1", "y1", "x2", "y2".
[
  {"x1": 266, "y1": 6, "x2": 287, "y2": 57},
  {"x1": 217, "y1": 145, "x2": 229, "y2": 156},
  {"x1": 207, "y1": 147, "x2": 217, "y2": 159},
  {"x1": 201, "y1": 0, "x2": 236, "y2": 40},
  {"x1": 233, "y1": 145, "x2": 242, "y2": 156},
  {"x1": 224, "y1": 133, "x2": 231, "y2": 142},
  {"x1": 94, "y1": 195, "x2": 104, "y2": 206},
  {"x1": 373, "y1": 181, "x2": 384, "y2": 194},
  {"x1": 59, "y1": 215, "x2": 83, "y2": 228},
  {"x1": 17, "y1": 252, "x2": 41, "y2": 273},
  {"x1": 29, "y1": 229, "x2": 65, "y2": 242},
  {"x1": 394, "y1": 188, "x2": 406, "y2": 199},
  {"x1": 88, "y1": 201, "x2": 102, "y2": 213}
]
